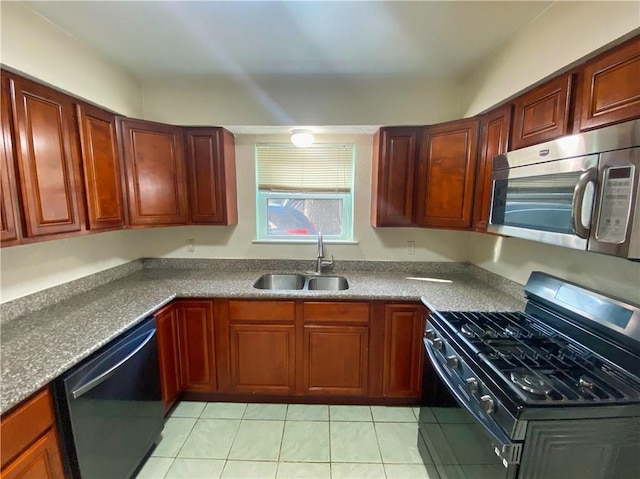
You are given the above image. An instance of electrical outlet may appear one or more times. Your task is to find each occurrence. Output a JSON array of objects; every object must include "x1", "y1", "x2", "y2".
[
  {"x1": 406, "y1": 241, "x2": 415, "y2": 255},
  {"x1": 187, "y1": 239, "x2": 195, "y2": 252}
]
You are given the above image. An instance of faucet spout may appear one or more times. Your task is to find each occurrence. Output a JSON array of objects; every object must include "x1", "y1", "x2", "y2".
[{"x1": 317, "y1": 231, "x2": 324, "y2": 259}]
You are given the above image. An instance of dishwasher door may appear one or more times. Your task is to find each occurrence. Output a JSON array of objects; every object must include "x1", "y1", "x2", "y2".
[{"x1": 54, "y1": 317, "x2": 164, "y2": 479}]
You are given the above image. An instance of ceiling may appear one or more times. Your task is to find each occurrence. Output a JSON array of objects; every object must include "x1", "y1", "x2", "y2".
[{"x1": 24, "y1": 1, "x2": 552, "y2": 81}]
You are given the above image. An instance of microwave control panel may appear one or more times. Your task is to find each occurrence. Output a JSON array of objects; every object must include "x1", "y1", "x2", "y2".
[{"x1": 596, "y1": 166, "x2": 634, "y2": 243}]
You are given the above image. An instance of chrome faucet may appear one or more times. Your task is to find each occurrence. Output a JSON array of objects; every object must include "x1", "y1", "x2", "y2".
[{"x1": 315, "y1": 232, "x2": 334, "y2": 274}]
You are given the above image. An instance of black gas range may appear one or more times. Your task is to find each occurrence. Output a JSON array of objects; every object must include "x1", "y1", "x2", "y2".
[{"x1": 422, "y1": 272, "x2": 640, "y2": 479}]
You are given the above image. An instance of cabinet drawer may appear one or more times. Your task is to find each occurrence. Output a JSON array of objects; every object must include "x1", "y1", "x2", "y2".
[
  {"x1": 229, "y1": 300, "x2": 295, "y2": 322},
  {"x1": 303, "y1": 302, "x2": 370, "y2": 324},
  {"x1": 1, "y1": 389, "x2": 54, "y2": 469}
]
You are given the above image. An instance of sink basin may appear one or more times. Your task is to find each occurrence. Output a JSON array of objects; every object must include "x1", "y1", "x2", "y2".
[
  {"x1": 253, "y1": 273, "x2": 306, "y2": 290},
  {"x1": 307, "y1": 276, "x2": 349, "y2": 291}
]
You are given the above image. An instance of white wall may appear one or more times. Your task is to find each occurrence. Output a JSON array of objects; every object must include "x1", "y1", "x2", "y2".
[
  {"x1": 141, "y1": 75, "x2": 462, "y2": 127},
  {"x1": 0, "y1": 2, "x2": 143, "y2": 116},
  {"x1": 461, "y1": 1, "x2": 640, "y2": 117},
  {"x1": 136, "y1": 133, "x2": 472, "y2": 262}
]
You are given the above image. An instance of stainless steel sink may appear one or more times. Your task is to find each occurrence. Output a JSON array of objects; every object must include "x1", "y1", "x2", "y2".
[
  {"x1": 307, "y1": 276, "x2": 349, "y2": 291},
  {"x1": 253, "y1": 273, "x2": 306, "y2": 290}
]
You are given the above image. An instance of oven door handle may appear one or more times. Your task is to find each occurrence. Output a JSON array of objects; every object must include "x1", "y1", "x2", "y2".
[
  {"x1": 571, "y1": 167, "x2": 597, "y2": 239},
  {"x1": 424, "y1": 338, "x2": 522, "y2": 465}
]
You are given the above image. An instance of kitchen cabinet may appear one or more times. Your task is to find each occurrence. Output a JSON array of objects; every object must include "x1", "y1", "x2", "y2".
[
  {"x1": 119, "y1": 118, "x2": 189, "y2": 226},
  {"x1": 370, "y1": 127, "x2": 419, "y2": 226},
  {"x1": 381, "y1": 303, "x2": 425, "y2": 398},
  {"x1": 0, "y1": 388, "x2": 64, "y2": 479},
  {"x1": 511, "y1": 73, "x2": 573, "y2": 150},
  {"x1": 185, "y1": 128, "x2": 238, "y2": 225},
  {"x1": 76, "y1": 104, "x2": 126, "y2": 230},
  {"x1": 177, "y1": 300, "x2": 217, "y2": 392},
  {"x1": 1, "y1": 75, "x2": 21, "y2": 247},
  {"x1": 302, "y1": 302, "x2": 370, "y2": 396},
  {"x1": 7, "y1": 72, "x2": 84, "y2": 238},
  {"x1": 227, "y1": 300, "x2": 296, "y2": 395},
  {"x1": 415, "y1": 118, "x2": 479, "y2": 229},
  {"x1": 578, "y1": 35, "x2": 640, "y2": 131},
  {"x1": 156, "y1": 303, "x2": 181, "y2": 412},
  {"x1": 473, "y1": 104, "x2": 512, "y2": 231}
]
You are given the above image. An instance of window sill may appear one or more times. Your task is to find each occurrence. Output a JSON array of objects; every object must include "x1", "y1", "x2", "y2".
[{"x1": 252, "y1": 239, "x2": 359, "y2": 245}]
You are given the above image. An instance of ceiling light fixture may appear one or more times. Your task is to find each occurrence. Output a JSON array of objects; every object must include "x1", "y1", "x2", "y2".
[{"x1": 291, "y1": 129, "x2": 314, "y2": 148}]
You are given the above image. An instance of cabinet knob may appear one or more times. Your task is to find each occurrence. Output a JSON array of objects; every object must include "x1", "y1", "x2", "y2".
[
  {"x1": 465, "y1": 377, "x2": 479, "y2": 394},
  {"x1": 446, "y1": 355, "x2": 459, "y2": 369},
  {"x1": 480, "y1": 395, "x2": 495, "y2": 414}
]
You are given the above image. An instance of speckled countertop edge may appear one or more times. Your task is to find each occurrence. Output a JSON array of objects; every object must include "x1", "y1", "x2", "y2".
[{"x1": 1, "y1": 260, "x2": 526, "y2": 414}]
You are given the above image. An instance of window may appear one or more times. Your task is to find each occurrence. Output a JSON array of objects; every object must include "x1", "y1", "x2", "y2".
[{"x1": 256, "y1": 143, "x2": 354, "y2": 241}]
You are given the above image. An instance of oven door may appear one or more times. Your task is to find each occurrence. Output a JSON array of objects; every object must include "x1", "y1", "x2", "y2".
[{"x1": 488, "y1": 154, "x2": 598, "y2": 250}]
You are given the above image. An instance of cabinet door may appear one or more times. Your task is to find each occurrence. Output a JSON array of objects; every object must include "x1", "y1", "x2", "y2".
[
  {"x1": 382, "y1": 304, "x2": 424, "y2": 398},
  {"x1": 177, "y1": 300, "x2": 216, "y2": 392},
  {"x1": 185, "y1": 128, "x2": 238, "y2": 225},
  {"x1": 1, "y1": 74, "x2": 21, "y2": 246},
  {"x1": 473, "y1": 105, "x2": 512, "y2": 231},
  {"x1": 120, "y1": 118, "x2": 189, "y2": 226},
  {"x1": 371, "y1": 127, "x2": 419, "y2": 226},
  {"x1": 579, "y1": 36, "x2": 640, "y2": 131},
  {"x1": 511, "y1": 73, "x2": 572, "y2": 150},
  {"x1": 415, "y1": 119, "x2": 479, "y2": 228},
  {"x1": 228, "y1": 323, "x2": 296, "y2": 394},
  {"x1": 303, "y1": 325, "x2": 369, "y2": 396},
  {"x1": 0, "y1": 430, "x2": 65, "y2": 479},
  {"x1": 8, "y1": 74, "x2": 83, "y2": 237},
  {"x1": 76, "y1": 104, "x2": 126, "y2": 230},
  {"x1": 156, "y1": 304, "x2": 181, "y2": 412}
]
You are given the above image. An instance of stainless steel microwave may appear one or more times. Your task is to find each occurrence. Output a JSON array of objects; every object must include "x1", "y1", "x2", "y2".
[{"x1": 488, "y1": 119, "x2": 640, "y2": 260}]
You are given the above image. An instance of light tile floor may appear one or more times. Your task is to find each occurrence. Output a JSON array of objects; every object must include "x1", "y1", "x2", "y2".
[{"x1": 136, "y1": 402, "x2": 506, "y2": 479}]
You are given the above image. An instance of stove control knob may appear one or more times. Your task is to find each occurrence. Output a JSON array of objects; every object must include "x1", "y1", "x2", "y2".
[
  {"x1": 432, "y1": 338, "x2": 443, "y2": 350},
  {"x1": 446, "y1": 355, "x2": 459, "y2": 369},
  {"x1": 425, "y1": 329, "x2": 436, "y2": 341},
  {"x1": 465, "y1": 377, "x2": 479, "y2": 394},
  {"x1": 480, "y1": 395, "x2": 495, "y2": 414}
]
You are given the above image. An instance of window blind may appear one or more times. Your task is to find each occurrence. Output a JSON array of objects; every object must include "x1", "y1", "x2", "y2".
[{"x1": 256, "y1": 143, "x2": 354, "y2": 192}]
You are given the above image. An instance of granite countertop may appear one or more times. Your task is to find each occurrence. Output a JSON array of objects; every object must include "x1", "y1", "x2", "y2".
[{"x1": 0, "y1": 261, "x2": 526, "y2": 414}]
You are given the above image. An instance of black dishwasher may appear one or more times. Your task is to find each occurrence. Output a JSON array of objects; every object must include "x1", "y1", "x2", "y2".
[{"x1": 53, "y1": 316, "x2": 164, "y2": 479}]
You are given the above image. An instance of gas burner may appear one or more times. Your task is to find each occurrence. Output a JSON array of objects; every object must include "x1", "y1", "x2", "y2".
[
  {"x1": 503, "y1": 324, "x2": 525, "y2": 338},
  {"x1": 510, "y1": 369, "x2": 554, "y2": 396},
  {"x1": 460, "y1": 323, "x2": 497, "y2": 339}
]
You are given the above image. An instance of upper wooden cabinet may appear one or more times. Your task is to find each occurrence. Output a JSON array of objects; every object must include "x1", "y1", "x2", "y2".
[
  {"x1": 76, "y1": 104, "x2": 126, "y2": 230},
  {"x1": 1, "y1": 75, "x2": 22, "y2": 246},
  {"x1": 579, "y1": 36, "x2": 640, "y2": 132},
  {"x1": 511, "y1": 73, "x2": 573, "y2": 150},
  {"x1": 371, "y1": 127, "x2": 419, "y2": 226},
  {"x1": 473, "y1": 105, "x2": 512, "y2": 231},
  {"x1": 185, "y1": 128, "x2": 238, "y2": 225},
  {"x1": 7, "y1": 73, "x2": 84, "y2": 238},
  {"x1": 415, "y1": 118, "x2": 479, "y2": 229},
  {"x1": 119, "y1": 118, "x2": 189, "y2": 226}
]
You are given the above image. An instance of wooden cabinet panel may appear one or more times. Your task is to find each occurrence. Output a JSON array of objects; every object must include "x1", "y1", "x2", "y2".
[
  {"x1": 1, "y1": 75, "x2": 21, "y2": 246},
  {"x1": 473, "y1": 105, "x2": 512, "y2": 231},
  {"x1": 579, "y1": 36, "x2": 640, "y2": 131},
  {"x1": 371, "y1": 127, "x2": 419, "y2": 226},
  {"x1": 511, "y1": 73, "x2": 572, "y2": 150},
  {"x1": 229, "y1": 300, "x2": 295, "y2": 322},
  {"x1": 177, "y1": 300, "x2": 216, "y2": 392},
  {"x1": 8, "y1": 74, "x2": 83, "y2": 237},
  {"x1": 156, "y1": 304, "x2": 181, "y2": 412},
  {"x1": 0, "y1": 430, "x2": 64, "y2": 479},
  {"x1": 303, "y1": 302, "x2": 369, "y2": 324},
  {"x1": 76, "y1": 104, "x2": 125, "y2": 230},
  {"x1": 415, "y1": 119, "x2": 479, "y2": 228},
  {"x1": 120, "y1": 118, "x2": 188, "y2": 226},
  {"x1": 229, "y1": 323, "x2": 296, "y2": 394},
  {"x1": 186, "y1": 128, "x2": 237, "y2": 225},
  {"x1": 382, "y1": 304, "x2": 424, "y2": 398},
  {"x1": 303, "y1": 325, "x2": 369, "y2": 396}
]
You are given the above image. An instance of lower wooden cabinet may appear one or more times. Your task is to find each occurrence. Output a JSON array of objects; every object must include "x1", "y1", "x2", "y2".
[
  {"x1": 0, "y1": 389, "x2": 64, "y2": 479},
  {"x1": 155, "y1": 303, "x2": 181, "y2": 411},
  {"x1": 177, "y1": 300, "x2": 217, "y2": 392}
]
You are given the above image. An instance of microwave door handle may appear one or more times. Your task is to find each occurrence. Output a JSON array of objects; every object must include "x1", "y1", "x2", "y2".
[{"x1": 572, "y1": 168, "x2": 597, "y2": 239}]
